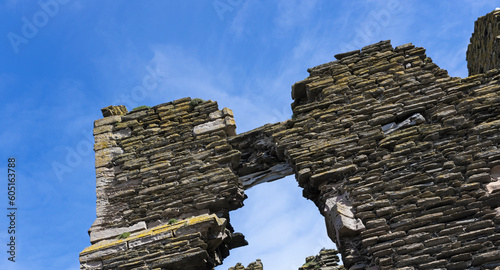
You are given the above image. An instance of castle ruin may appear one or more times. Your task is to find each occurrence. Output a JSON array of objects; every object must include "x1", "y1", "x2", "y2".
[{"x1": 80, "y1": 10, "x2": 500, "y2": 270}]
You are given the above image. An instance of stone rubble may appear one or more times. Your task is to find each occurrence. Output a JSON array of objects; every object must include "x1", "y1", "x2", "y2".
[
  {"x1": 228, "y1": 259, "x2": 263, "y2": 270},
  {"x1": 299, "y1": 249, "x2": 345, "y2": 270}
]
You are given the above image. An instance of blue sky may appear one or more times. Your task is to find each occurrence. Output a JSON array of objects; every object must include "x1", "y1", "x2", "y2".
[{"x1": 0, "y1": 1, "x2": 497, "y2": 269}]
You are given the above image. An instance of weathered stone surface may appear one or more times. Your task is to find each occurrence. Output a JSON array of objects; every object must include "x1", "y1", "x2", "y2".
[
  {"x1": 472, "y1": 250, "x2": 500, "y2": 266},
  {"x1": 239, "y1": 163, "x2": 293, "y2": 188},
  {"x1": 324, "y1": 196, "x2": 365, "y2": 246},
  {"x1": 299, "y1": 249, "x2": 344, "y2": 270},
  {"x1": 89, "y1": 221, "x2": 146, "y2": 244},
  {"x1": 487, "y1": 181, "x2": 500, "y2": 193},
  {"x1": 467, "y1": 9, "x2": 500, "y2": 75},
  {"x1": 94, "y1": 147, "x2": 123, "y2": 168},
  {"x1": 94, "y1": 115, "x2": 122, "y2": 127},
  {"x1": 194, "y1": 108, "x2": 236, "y2": 136},
  {"x1": 101, "y1": 105, "x2": 128, "y2": 117},
  {"x1": 81, "y1": 214, "x2": 230, "y2": 269}
]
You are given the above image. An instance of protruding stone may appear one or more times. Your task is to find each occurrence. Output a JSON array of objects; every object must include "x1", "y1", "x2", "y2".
[
  {"x1": 101, "y1": 105, "x2": 128, "y2": 117},
  {"x1": 324, "y1": 195, "x2": 365, "y2": 246},
  {"x1": 94, "y1": 115, "x2": 122, "y2": 127},
  {"x1": 239, "y1": 163, "x2": 293, "y2": 189},
  {"x1": 193, "y1": 116, "x2": 237, "y2": 137}
]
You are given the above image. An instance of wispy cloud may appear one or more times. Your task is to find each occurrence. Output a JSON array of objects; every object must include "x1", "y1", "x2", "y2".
[
  {"x1": 464, "y1": 0, "x2": 498, "y2": 13},
  {"x1": 229, "y1": 0, "x2": 259, "y2": 37},
  {"x1": 148, "y1": 44, "x2": 299, "y2": 132},
  {"x1": 431, "y1": 45, "x2": 469, "y2": 78},
  {"x1": 274, "y1": 0, "x2": 319, "y2": 30}
]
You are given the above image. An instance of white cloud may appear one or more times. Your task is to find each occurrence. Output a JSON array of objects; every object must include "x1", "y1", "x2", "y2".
[
  {"x1": 430, "y1": 45, "x2": 469, "y2": 78},
  {"x1": 148, "y1": 44, "x2": 298, "y2": 132},
  {"x1": 229, "y1": 0, "x2": 257, "y2": 37}
]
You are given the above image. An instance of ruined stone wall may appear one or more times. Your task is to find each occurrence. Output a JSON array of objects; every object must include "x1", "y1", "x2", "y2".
[
  {"x1": 81, "y1": 99, "x2": 248, "y2": 269},
  {"x1": 81, "y1": 10, "x2": 500, "y2": 270},
  {"x1": 283, "y1": 40, "x2": 500, "y2": 269},
  {"x1": 467, "y1": 9, "x2": 500, "y2": 76}
]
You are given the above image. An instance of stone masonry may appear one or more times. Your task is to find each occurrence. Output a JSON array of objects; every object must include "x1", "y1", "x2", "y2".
[
  {"x1": 299, "y1": 249, "x2": 344, "y2": 270},
  {"x1": 467, "y1": 9, "x2": 500, "y2": 76},
  {"x1": 81, "y1": 10, "x2": 500, "y2": 270}
]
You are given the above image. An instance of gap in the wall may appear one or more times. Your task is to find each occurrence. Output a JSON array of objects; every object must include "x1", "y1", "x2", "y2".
[{"x1": 215, "y1": 175, "x2": 338, "y2": 270}]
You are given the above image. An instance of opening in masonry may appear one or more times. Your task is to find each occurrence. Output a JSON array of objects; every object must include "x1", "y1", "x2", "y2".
[{"x1": 215, "y1": 176, "x2": 338, "y2": 270}]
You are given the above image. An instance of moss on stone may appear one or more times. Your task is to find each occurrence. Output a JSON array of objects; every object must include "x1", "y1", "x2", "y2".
[
  {"x1": 131, "y1": 105, "x2": 150, "y2": 111},
  {"x1": 190, "y1": 98, "x2": 205, "y2": 107},
  {"x1": 168, "y1": 218, "x2": 178, "y2": 225},
  {"x1": 116, "y1": 232, "x2": 130, "y2": 239}
]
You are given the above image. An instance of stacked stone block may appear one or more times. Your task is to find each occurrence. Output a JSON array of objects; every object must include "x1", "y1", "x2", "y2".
[{"x1": 467, "y1": 9, "x2": 500, "y2": 76}]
